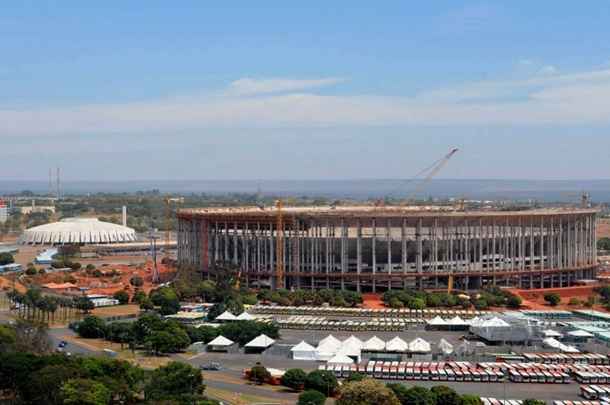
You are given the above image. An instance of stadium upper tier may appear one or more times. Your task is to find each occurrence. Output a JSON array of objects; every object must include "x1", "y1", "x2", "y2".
[{"x1": 21, "y1": 218, "x2": 137, "y2": 245}]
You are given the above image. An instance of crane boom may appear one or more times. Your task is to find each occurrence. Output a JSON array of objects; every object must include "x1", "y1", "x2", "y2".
[{"x1": 406, "y1": 148, "x2": 459, "y2": 201}]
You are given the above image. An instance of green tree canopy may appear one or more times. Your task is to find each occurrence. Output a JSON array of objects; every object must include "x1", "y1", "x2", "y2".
[
  {"x1": 298, "y1": 389, "x2": 326, "y2": 405},
  {"x1": 281, "y1": 368, "x2": 308, "y2": 391},
  {"x1": 144, "y1": 361, "x2": 205, "y2": 403},
  {"x1": 305, "y1": 370, "x2": 338, "y2": 397},
  {"x1": 544, "y1": 292, "x2": 561, "y2": 307},
  {"x1": 61, "y1": 378, "x2": 112, "y2": 405},
  {"x1": 337, "y1": 379, "x2": 400, "y2": 405}
]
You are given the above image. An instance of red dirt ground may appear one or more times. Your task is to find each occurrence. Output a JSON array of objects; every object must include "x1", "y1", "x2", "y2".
[
  {"x1": 507, "y1": 284, "x2": 610, "y2": 312},
  {"x1": 362, "y1": 293, "x2": 385, "y2": 309},
  {"x1": 23, "y1": 260, "x2": 176, "y2": 299}
]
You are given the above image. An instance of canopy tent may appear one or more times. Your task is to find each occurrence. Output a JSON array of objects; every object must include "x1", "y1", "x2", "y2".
[
  {"x1": 245, "y1": 334, "x2": 275, "y2": 349},
  {"x1": 208, "y1": 335, "x2": 234, "y2": 346},
  {"x1": 318, "y1": 335, "x2": 342, "y2": 349},
  {"x1": 542, "y1": 337, "x2": 562, "y2": 349},
  {"x1": 480, "y1": 317, "x2": 511, "y2": 327},
  {"x1": 385, "y1": 336, "x2": 408, "y2": 352},
  {"x1": 215, "y1": 311, "x2": 237, "y2": 322},
  {"x1": 567, "y1": 330, "x2": 594, "y2": 338},
  {"x1": 542, "y1": 329, "x2": 563, "y2": 338},
  {"x1": 438, "y1": 339, "x2": 454, "y2": 355},
  {"x1": 363, "y1": 336, "x2": 386, "y2": 351},
  {"x1": 316, "y1": 335, "x2": 343, "y2": 361},
  {"x1": 409, "y1": 337, "x2": 431, "y2": 353},
  {"x1": 426, "y1": 316, "x2": 447, "y2": 326},
  {"x1": 327, "y1": 353, "x2": 355, "y2": 364},
  {"x1": 342, "y1": 335, "x2": 364, "y2": 349},
  {"x1": 455, "y1": 340, "x2": 474, "y2": 356},
  {"x1": 448, "y1": 316, "x2": 468, "y2": 326},
  {"x1": 235, "y1": 312, "x2": 255, "y2": 321},
  {"x1": 207, "y1": 335, "x2": 235, "y2": 352},
  {"x1": 467, "y1": 316, "x2": 483, "y2": 326},
  {"x1": 291, "y1": 341, "x2": 317, "y2": 361}
]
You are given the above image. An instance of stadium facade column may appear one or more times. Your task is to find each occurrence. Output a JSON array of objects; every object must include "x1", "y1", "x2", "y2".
[{"x1": 356, "y1": 220, "x2": 362, "y2": 293}]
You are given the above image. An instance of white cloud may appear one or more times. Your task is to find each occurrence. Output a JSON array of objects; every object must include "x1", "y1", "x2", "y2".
[
  {"x1": 2, "y1": 68, "x2": 610, "y2": 136},
  {"x1": 226, "y1": 77, "x2": 344, "y2": 96},
  {"x1": 538, "y1": 65, "x2": 558, "y2": 76}
]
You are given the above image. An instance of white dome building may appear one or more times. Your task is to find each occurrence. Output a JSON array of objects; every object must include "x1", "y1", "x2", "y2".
[{"x1": 20, "y1": 218, "x2": 137, "y2": 245}]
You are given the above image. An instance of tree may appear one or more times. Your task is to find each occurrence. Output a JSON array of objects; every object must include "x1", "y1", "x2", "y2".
[
  {"x1": 145, "y1": 329, "x2": 190, "y2": 354},
  {"x1": 186, "y1": 325, "x2": 219, "y2": 344},
  {"x1": 407, "y1": 298, "x2": 426, "y2": 310},
  {"x1": 305, "y1": 370, "x2": 338, "y2": 397},
  {"x1": 139, "y1": 297, "x2": 154, "y2": 311},
  {"x1": 0, "y1": 252, "x2": 14, "y2": 265},
  {"x1": 113, "y1": 290, "x2": 130, "y2": 305},
  {"x1": 145, "y1": 361, "x2": 205, "y2": 403},
  {"x1": 23, "y1": 364, "x2": 83, "y2": 405},
  {"x1": 150, "y1": 287, "x2": 181, "y2": 315},
  {"x1": 506, "y1": 295, "x2": 522, "y2": 309},
  {"x1": 569, "y1": 297, "x2": 581, "y2": 306},
  {"x1": 76, "y1": 316, "x2": 107, "y2": 339},
  {"x1": 544, "y1": 292, "x2": 561, "y2": 307},
  {"x1": 130, "y1": 275, "x2": 144, "y2": 288},
  {"x1": 430, "y1": 385, "x2": 460, "y2": 405},
  {"x1": 74, "y1": 297, "x2": 95, "y2": 314},
  {"x1": 598, "y1": 237, "x2": 610, "y2": 251},
  {"x1": 337, "y1": 379, "x2": 400, "y2": 405},
  {"x1": 0, "y1": 324, "x2": 16, "y2": 351},
  {"x1": 281, "y1": 368, "x2": 307, "y2": 391},
  {"x1": 25, "y1": 266, "x2": 38, "y2": 275},
  {"x1": 249, "y1": 364, "x2": 271, "y2": 385},
  {"x1": 346, "y1": 372, "x2": 367, "y2": 382},
  {"x1": 460, "y1": 395, "x2": 483, "y2": 405},
  {"x1": 388, "y1": 385, "x2": 435, "y2": 405},
  {"x1": 132, "y1": 290, "x2": 147, "y2": 304},
  {"x1": 298, "y1": 390, "x2": 326, "y2": 405},
  {"x1": 61, "y1": 378, "x2": 111, "y2": 405}
]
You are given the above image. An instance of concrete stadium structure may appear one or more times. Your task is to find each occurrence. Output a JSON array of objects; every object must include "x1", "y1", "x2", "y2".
[{"x1": 177, "y1": 206, "x2": 598, "y2": 291}]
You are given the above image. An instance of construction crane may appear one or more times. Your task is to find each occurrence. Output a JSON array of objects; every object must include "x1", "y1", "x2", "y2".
[
  {"x1": 405, "y1": 148, "x2": 459, "y2": 202},
  {"x1": 275, "y1": 199, "x2": 284, "y2": 290},
  {"x1": 164, "y1": 198, "x2": 172, "y2": 263}
]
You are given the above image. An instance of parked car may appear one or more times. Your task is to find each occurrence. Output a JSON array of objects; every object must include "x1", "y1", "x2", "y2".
[{"x1": 200, "y1": 362, "x2": 222, "y2": 371}]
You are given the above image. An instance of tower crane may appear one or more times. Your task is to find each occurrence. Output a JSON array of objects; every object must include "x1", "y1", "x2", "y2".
[{"x1": 405, "y1": 148, "x2": 459, "y2": 202}]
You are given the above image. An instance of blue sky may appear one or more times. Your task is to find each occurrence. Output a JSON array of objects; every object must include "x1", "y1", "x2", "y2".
[{"x1": 2, "y1": 1, "x2": 610, "y2": 181}]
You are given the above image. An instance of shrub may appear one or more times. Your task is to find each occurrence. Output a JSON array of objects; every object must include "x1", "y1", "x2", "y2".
[
  {"x1": 249, "y1": 364, "x2": 271, "y2": 385},
  {"x1": 544, "y1": 293, "x2": 561, "y2": 307},
  {"x1": 298, "y1": 390, "x2": 326, "y2": 405},
  {"x1": 569, "y1": 297, "x2": 581, "y2": 306},
  {"x1": 75, "y1": 316, "x2": 107, "y2": 338},
  {"x1": 305, "y1": 370, "x2": 337, "y2": 397},
  {"x1": 0, "y1": 253, "x2": 14, "y2": 265},
  {"x1": 337, "y1": 379, "x2": 400, "y2": 405},
  {"x1": 506, "y1": 295, "x2": 522, "y2": 309},
  {"x1": 25, "y1": 267, "x2": 38, "y2": 276},
  {"x1": 281, "y1": 368, "x2": 307, "y2": 391},
  {"x1": 113, "y1": 290, "x2": 130, "y2": 305}
]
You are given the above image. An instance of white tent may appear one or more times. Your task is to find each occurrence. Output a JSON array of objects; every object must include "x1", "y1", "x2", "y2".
[
  {"x1": 245, "y1": 334, "x2": 275, "y2": 349},
  {"x1": 363, "y1": 336, "x2": 386, "y2": 351},
  {"x1": 343, "y1": 335, "x2": 364, "y2": 349},
  {"x1": 236, "y1": 312, "x2": 255, "y2": 321},
  {"x1": 316, "y1": 335, "x2": 342, "y2": 361},
  {"x1": 426, "y1": 316, "x2": 447, "y2": 326},
  {"x1": 318, "y1": 335, "x2": 342, "y2": 349},
  {"x1": 409, "y1": 337, "x2": 431, "y2": 353},
  {"x1": 215, "y1": 311, "x2": 237, "y2": 321},
  {"x1": 438, "y1": 339, "x2": 454, "y2": 355},
  {"x1": 291, "y1": 341, "x2": 317, "y2": 361},
  {"x1": 567, "y1": 330, "x2": 594, "y2": 338},
  {"x1": 542, "y1": 337, "x2": 562, "y2": 349},
  {"x1": 561, "y1": 344, "x2": 580, "y2": 353},
  {"x1": 480, "y1": 317, "x2": 510, "y2": 327},
  {"x1": 542, "y1": 329, "x2": 562, "y2": 337},
  {"x1": 385, "y1": 336, "x2": 408, "y2": 352},
  {"x1": 207, "y1": 335, "x2": 234, "y2": 351},
  {"x1": 447, "y1": 316, "x2": 467, "y2": 326},
  {"x1": 327, "y1": 353, "x2": 354, "y2": 364},
  {"x1": 467, "y1": 316, "x2": 483, "y2": 326}
]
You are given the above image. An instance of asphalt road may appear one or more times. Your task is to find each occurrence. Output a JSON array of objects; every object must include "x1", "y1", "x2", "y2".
[{"x1": 0, "y1": 311, "x2": 586, "y2": 403}]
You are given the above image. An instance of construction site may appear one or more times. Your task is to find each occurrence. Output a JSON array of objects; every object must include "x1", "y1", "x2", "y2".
[{"x1": 177, "y1": 206, "x2": 598, "y2": 292}]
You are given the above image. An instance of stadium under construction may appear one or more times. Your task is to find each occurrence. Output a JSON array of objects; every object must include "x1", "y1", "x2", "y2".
[{"x1": 177, "y1": 206, "x2": 598, "y2": 292}]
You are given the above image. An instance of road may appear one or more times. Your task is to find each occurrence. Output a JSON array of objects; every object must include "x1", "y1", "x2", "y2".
[{"x1": 0, "y1": 312, "x2": 586, "y2": 403}]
